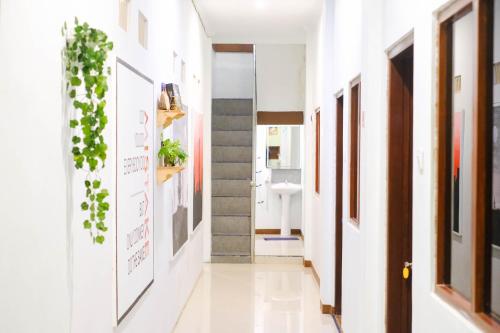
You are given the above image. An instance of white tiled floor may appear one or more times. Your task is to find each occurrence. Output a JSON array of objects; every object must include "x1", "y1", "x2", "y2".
[
  {"x1": 255, "y1": 234, "x2": 304, "y2": 257},
  {"x1": 173, "y1": 264, "x2": 337, "y2": 333}
]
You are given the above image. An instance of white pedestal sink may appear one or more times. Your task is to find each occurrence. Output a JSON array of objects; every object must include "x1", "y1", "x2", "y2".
[{"x1": 270, "y1": 182, "x2": 302, "y2": 236}]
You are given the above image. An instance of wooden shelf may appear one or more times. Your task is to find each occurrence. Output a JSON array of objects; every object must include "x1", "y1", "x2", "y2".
[
  {"x1": 157, "y1": 166, "x2": 185, "y2": 184},
  {"x1": 157, "y1": 106, "x2": 185, "y2": 128}
]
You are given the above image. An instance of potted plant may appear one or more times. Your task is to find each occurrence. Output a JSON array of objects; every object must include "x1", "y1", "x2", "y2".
[{"x1": 158, "y1": 138, "x2": 188, "y2": 167}]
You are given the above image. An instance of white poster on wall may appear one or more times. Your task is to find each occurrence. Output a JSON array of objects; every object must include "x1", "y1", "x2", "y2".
[{"x1": 116, "y1": 59, "x2": 154, "y2": 324}]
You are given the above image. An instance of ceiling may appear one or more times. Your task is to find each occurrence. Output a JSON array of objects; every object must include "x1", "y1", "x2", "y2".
[{"x1": 192, "y1": 0, "x2": 323, "y2": 44}]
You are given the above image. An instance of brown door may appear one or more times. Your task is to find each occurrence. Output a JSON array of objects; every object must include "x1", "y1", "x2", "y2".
[
  {"x1": 387, "y1": 44, "x2": 413, "y2": 333},
  {"x1": 334, "y1": 94, "x2": 344, "y2": 318}
]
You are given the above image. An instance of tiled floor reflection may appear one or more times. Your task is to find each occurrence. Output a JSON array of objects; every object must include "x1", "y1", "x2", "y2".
[{"x1": 173, "y1": 264, "x2": 337, "y2": 333}]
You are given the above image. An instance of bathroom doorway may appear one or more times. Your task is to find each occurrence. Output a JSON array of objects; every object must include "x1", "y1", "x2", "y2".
[
  {"x1": 254, "y1": 122, "x2": 305, "y2": 263},
  {"x1": 252, "y1": 44, "x2": 306, "y2": 263}
]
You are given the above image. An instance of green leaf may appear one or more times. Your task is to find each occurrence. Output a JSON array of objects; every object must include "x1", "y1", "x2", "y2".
[
  {"x1": 96, "y1": 222, "x2": 107, "y2": 231},
  {"x1": 88, "y1": 158, "x2": 98, "y2": 171},
  {"x1": 96, "y1": 191, "x2": 108, "y2": 202},
  {"x1": 99, "y1": 202, "x2": 110, "y2": 211},
  {"x1": 74, "y1": 155, "x2": 84, "y2": 169},
  {"x1": 95, "y1": 83, "x2": 105, "y2": 99},
  {"x1": 95, "y1": 235, "x2": 105, "y2": 244},
  {"x1": 63, "y1": 20, "x2": 113, "y2": 244},
  {"x1": 70, "y1": 76, "x2": 82, "y2": 86}
]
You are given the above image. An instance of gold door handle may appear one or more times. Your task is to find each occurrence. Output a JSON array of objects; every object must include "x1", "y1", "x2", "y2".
[{"x1": 402, "y1": 262, "x2": 412, "y2": 280}]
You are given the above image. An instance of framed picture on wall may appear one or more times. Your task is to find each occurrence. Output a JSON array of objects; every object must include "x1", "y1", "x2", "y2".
[
  {"x1": 452, "y1": 110, "x2": 464, "y2": 235},
  {"x1": 172, "y1": 108, "x2": 189, "y2": 256},
  {"x1": 115, "y1": 59, "x2": 155, "y2": 324},
  {"x1": 492, "y1": 106, "x2": 500, "y2": 247},
  {"x1": 193, "y1": 111, "x2": 203, "y2": 231}
]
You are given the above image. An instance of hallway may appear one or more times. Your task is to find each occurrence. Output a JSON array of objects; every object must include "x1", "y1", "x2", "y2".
[
  {"x1": 173, "y1": 264, "x2": 336, "y2": 333},
  {"x1": 2, "y1": 0, "x2": 500, "y2": 332}
]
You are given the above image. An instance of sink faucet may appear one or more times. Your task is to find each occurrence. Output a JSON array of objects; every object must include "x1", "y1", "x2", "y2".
[{"x1": 285, "y1": 179, "x2": 288, "y2": 184}]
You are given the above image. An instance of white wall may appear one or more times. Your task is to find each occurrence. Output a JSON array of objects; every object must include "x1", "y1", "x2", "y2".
[
  {"x1": 308, "y1": 0, "x2": 497, "y2": 332},
  {"x1": 255, "y1": 44, "x2": 306, "y2": 111},
  {"x1": 212, "y1": 52, "x2": 254, "y2": 99},
  {"x1": 0, "y1": 1, "x2": 71, "y2": 331},
  {"x1": 0, "y1": 0, "x2": 211, "y2": 332},
  {"x1": 303, "y1": 1, "x2": 324, "y2": 299}
]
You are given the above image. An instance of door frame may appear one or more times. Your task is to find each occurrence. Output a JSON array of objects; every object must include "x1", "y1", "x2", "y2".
[
  {"x1": 334, "y1": 90, "x2": 344, "y2": 322},
  {"x1": 385, "y1": 31, "x2": 414, "y2": 333}
]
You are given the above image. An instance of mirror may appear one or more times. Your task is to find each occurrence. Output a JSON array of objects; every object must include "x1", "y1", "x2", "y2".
[{"x1": 266, "y1": 125, "x2": 301, "y2": 169}]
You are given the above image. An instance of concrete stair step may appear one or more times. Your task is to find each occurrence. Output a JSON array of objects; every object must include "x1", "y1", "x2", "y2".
[
  {"x1": 212, "y1": 163, "x2": 252, "y2": 180},
  {"x1": 212, "y1": 196, "x2": 251, "y2": 216},
  {"x1": 212, "y1": 179, "x2": 251, "y2": 197},
  {"x1": 212, "y1": 235, "x2": 251, "y2": 256},
  {"x1": 212, "y1": 130, "x2": 252, "y2": 147},
  {"x1": 212, "y1": 216, "x2": 251, "y2": 235},
  {"x1": 213, "y1": 115, "x2": 253, "y2": 131},
  {"x1": 212, "y1": 146, "x2": 252, "y2": 163},
  {"x1": 212, "y1": 99, "x2": 253, "y2": 116}
]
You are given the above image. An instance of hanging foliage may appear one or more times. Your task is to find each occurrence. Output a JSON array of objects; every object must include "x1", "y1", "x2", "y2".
[{"x1": 62, "y1": 18, "x2": 113, "y2": 244}]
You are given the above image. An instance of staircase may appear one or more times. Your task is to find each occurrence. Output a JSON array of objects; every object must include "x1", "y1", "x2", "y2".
[{"x1": 211, "y1": 99, "x2": 253, "y2": 263}]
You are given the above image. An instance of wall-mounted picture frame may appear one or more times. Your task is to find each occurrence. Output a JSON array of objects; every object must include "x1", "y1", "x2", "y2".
[{"x1": 115, "y1": 58, "x2": 155, "y2": 324}]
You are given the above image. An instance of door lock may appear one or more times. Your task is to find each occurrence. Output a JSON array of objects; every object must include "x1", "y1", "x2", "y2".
[{"x1": 402, "y1": 261, "x2": 412, "y2": 280}]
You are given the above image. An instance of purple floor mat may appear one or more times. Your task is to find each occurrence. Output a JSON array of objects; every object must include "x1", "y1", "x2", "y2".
[{"x1": 264, "y1": 237, "x2": 300, "y2": 241}]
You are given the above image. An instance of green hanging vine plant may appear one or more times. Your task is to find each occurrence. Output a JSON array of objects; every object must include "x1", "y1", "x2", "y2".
[{"x1": 62, "y1": 18, "x2": 113, "y2": 244}]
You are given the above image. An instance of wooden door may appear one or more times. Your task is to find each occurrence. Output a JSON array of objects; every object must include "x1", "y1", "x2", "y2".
[
  {"x1": 387, "y1": 45, "x2": 414, "y2": 333},
  {"x1": 334, "y1": 94, "x2": 344, "y2": 318}
]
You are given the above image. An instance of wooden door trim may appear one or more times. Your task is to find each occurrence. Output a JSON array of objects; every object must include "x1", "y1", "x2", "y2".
[
  {"x1": 437, "y1": 0, "x2": 473, "y2": 23},
  {"x1": 212, "y1": 44, "x2": 254, "y2": 53},
  {"x1": 349, "y1": 80, "x2": 361, "y2": 224},
  {"x1": 471, "y1": 0, "x2": 493, "y2": 314},
  {"x1": 315, "y1": 108, "x2": 321, "y2": 194},
  {"x1": 350, "y1": 74, "x2": 361, "y2": 86},
  {"x1": 334, "y1": 93, "x2": 344, "y2": 316},
  {"x1": 434, "y1": 0, "x2": 500, "y2": 330},
  {"x1": 386, "y1": 40, "x2": 414, "y2": 333},
  {"x1": 256, "y1": 111, "x2": 304, "y2": 125},
  {"x1": 386, "y1": 30, "x2": 414, "y2": 60}
]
